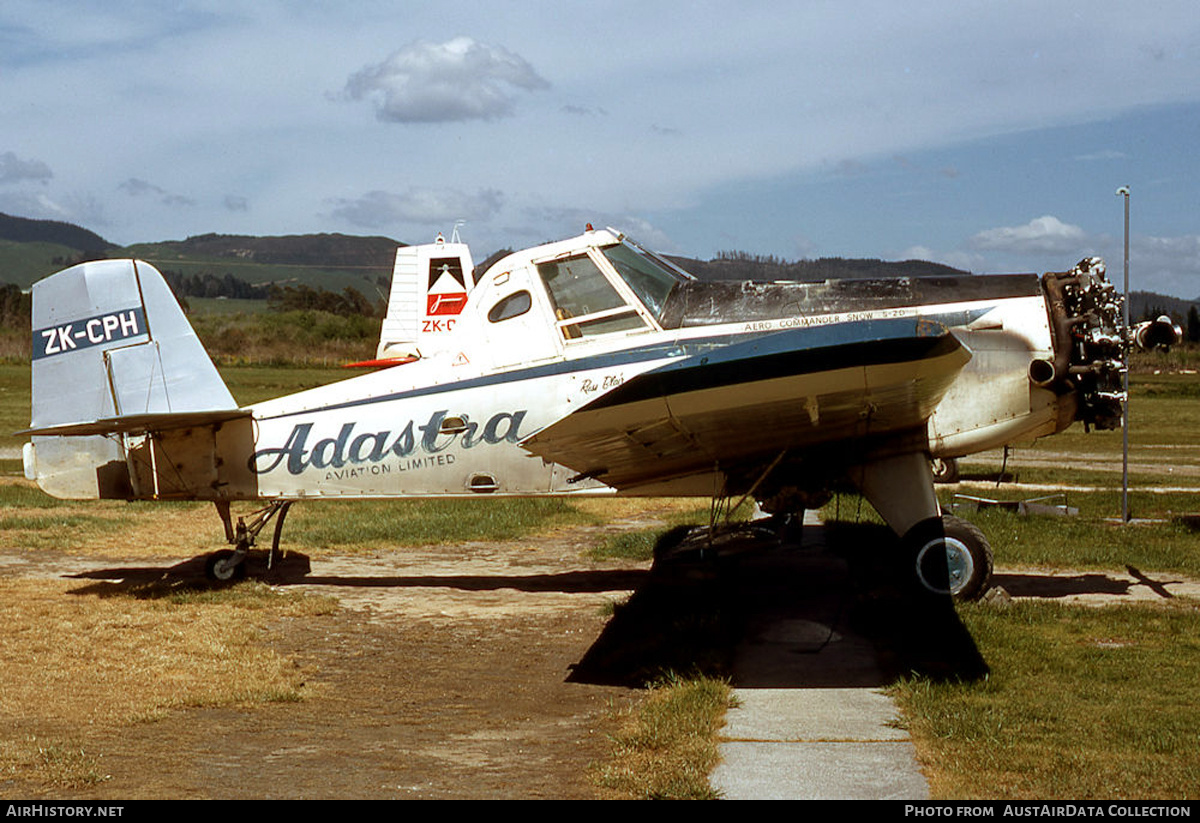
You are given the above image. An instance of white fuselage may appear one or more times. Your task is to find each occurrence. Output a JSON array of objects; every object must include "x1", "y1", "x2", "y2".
[
  {"x1": 26, "y1": 229, "x2": 1076, "y2": 506},
  {"x1": 243, "y1": 266, "x2": 1062, "y2": 500}
]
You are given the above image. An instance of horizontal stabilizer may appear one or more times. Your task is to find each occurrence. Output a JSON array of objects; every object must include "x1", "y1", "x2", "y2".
[{"x1": 20, "y1": 408, "x2": 250, "y2": 438}]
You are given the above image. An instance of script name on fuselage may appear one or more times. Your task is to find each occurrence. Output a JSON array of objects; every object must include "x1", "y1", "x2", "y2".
[{"x1": 250, "y1": 409, "x2": 528, "y2": 475}]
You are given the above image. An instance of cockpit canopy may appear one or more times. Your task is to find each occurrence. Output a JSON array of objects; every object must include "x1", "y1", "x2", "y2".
[{"x1": 482, "y1": 228, "x2": 692, "y2": 342}]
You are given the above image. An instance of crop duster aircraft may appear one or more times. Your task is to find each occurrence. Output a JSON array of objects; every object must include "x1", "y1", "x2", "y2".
[{"x1": 22, "y1": 226, "x2": 1174, "y2": 599}]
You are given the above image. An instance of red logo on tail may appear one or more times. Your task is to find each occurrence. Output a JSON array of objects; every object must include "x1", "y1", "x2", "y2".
[{"x1": 426, "y1": 292, "x2": 468, "y2": 316}]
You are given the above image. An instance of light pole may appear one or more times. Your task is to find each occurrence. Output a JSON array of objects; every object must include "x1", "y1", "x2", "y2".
[{"x1": 1117, "y1": 185, "x2": 1130, "y2": 523}]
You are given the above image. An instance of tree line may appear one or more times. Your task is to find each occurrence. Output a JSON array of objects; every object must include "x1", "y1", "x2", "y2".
[
  {"x1": 0, "y1": 284, "x2": 31, "y2": 329},
  {"x1": 162, "y1": 270, "x2": 384, "y2": 317},
  {"x1": 680, "y1": 250, "x2": 969, "y2": 282},
  {"x1": 161, "y1": 270, "x2": 267, "y2": 301}
]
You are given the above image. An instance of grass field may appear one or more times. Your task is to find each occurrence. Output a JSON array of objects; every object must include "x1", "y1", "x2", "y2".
[
  {"x1": 886, "y1": 368, "x2": 1200, "y2": 800},
  {"x1": 895, "y1": 599, "x2": 1200, "y2": 799}
]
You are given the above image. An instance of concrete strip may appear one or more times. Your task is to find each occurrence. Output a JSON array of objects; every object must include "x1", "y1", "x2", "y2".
[
  {"x1": 710, "y1": 513, "x2": 930, "y2": 800},
  {"x1": 724, "y1": 687, "x2": 910, "y2": 742},
  {"x1": 714, "y1": 740, "x2": 927, "y2": 801}
]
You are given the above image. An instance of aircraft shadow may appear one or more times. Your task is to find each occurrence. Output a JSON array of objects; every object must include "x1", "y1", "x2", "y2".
[
  {"x1": 63, "y1": 523, "x2": 990, "y2": 691},
  {"x1": 63, "y1": 550, "x2": 650, "y2": 599},
  {"x1": 993, "y1": 566, "x2": 1181, "y2": 600},
  {"x1": 63, "y1": 551, "x2": 315, "y2": 597},
  {"x1": 295, "y1": 570, "x2": 651, "y2": 593},
  {"x1": 568, "y1": 520, "x2": 990, "y2": 689}
]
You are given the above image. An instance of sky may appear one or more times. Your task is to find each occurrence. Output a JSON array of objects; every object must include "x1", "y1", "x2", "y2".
[{"x1": 3, "y1": 1, "x2": 1200, "y2": 296}]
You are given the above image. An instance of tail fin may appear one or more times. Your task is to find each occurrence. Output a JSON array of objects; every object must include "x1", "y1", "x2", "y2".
[
  {"x1": 375, "y1": 235, "x2": 475, "y2": 362},
  {"x1": 24, "y1": 259, "x2": 242, "y2": 498}
]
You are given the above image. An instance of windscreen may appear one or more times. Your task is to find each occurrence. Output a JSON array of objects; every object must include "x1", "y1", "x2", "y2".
[{"x1": 600, "y1": 243, "x2": 684, "y2": 321}]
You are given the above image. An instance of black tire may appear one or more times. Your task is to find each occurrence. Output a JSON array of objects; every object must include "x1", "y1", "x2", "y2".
[
  {"x1": 908, "y1": 515, "x2": 992, "y2": 601},
  {"x1": 931, "y1": 457, "x2": 960, "y2": 484},
  {"x1": 652, "y1": 524, "x2": 701, "y2": 560},
  {"x1": 205, "y1": 549, "x2": 246, "y2": 583}
]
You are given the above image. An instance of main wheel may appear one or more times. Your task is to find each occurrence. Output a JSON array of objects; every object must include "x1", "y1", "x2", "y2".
[
  {"x1": 205, "y1": 549, "x2": 246, "y2": 583},
  {"x1": 909, "y1": 515, "x2": 992, "y2": 601},
  {"x1": 930, "y1": 457, "x2": 960, "y2": 484}
]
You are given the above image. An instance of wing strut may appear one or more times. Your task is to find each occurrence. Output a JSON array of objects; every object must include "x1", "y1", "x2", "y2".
[{"x1": 725, "y1": 449, "x2": 788, "y2": 526}]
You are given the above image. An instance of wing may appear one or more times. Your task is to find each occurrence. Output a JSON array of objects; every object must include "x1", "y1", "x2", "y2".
[{"x1": 520, "y1": 317, "x2": 970, "y2": 492}]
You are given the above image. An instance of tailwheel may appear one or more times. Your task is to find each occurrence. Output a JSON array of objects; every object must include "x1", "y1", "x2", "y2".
[
  {"x1": 907, "y1": 514, "x2": 993, "y2": 601},
  {"x1": 207, "y1": 500, "x2": 294, "y2": 583},
  {"x1": 205, "y1": 548, "x2": 247, "y2": 583}
]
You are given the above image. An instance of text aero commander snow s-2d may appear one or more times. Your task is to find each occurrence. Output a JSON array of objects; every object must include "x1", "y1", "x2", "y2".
[{"x1": 22, "y1": 226, "x2": 1172, "y2": 599}]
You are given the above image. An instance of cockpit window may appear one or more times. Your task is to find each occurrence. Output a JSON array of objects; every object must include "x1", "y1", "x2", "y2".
[
  {"x1": 487, "y1": 290, "x2": 531, "y2": 322},
  {"x1": 599, "y1": 244, "x2": 683, "y2": 320},
  {"x1": 537, "y1": 254, "x2": 648, "y2": 339},
  {"x1": 537, "y1": 254, "x2": 625, "y2": 317}
]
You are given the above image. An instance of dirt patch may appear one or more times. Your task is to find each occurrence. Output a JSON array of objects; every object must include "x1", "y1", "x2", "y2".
[
  {"x1": 0, "y1": 517, "x2": 663, "y2": 800},
  {"x1": 69, "y1": 609, "x2": 624, "y2": 799},
  {"x1": 3, "y1": 509, "x2": 1197, "y2": 800}
]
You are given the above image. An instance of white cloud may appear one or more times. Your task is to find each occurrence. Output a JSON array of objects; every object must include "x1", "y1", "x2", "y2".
[
  {"x1": 1139, "y1": 234, "x2": 1200, "y2": 266},
  {"x1": 2, "y1": 3, "x2": 1198, "y2": 294},
  {"x1": 953, "y1": 224, "x2": 1200, "y2": 294},
  {"x1": 119, "y1": 178, "x2": 164, "y2": 197},
  {"x1": 0, "y1": 151, "x2": 52, "y2": 185},
  {"x1": 0, "y1": 189, "x2": 108, "y2": 228},
  {"x1": 339, "y1": 37, "x2": 549, "y2": 124},
  {"x1": 329, "y1": 188, "x2": 505, "y2": 229},
  {"x1": 516, "y1": 204, "x2": 678, "y2": 252},
  {"x1": 969, "y1": 216, "x2": 1089, "y2": 254},
  {"x1": 1074, "y1": 149, "x2": 1129, "y2": 162},
  {"x1": 0, "y1": 190, "x2": 68, "y2": 220},
  {"x1": 562, "y1": 104, "x2": 608, "y2": 117}
]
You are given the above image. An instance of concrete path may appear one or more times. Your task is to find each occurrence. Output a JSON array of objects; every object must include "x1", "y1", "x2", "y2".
[{"x1": 710, "y1": 513, "x2": 930, "y2": 800}]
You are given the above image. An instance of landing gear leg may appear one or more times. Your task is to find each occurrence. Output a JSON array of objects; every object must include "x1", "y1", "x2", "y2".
[
  {"x1": 205, "y1": 500, "x2": 294, "y2": 583},
  {"x1": 853, "y1": 450, "x2": 993, "y2": 600}
]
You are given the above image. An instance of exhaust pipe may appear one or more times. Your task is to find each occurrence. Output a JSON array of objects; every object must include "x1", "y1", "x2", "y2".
[
  {"x1": 1028, "y1": 357, "x2": 1057, "y2": 387},
  {"x1": 1132, "y1": 315, "x2": 1183, "y2": 351}
]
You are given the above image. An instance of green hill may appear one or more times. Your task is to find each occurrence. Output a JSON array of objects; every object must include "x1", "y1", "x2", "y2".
[
  {"x1": 0, "y1": 213, "x2": 117, "y2": 288},
  {"x1": 126, "y1": 232, "x2": 399, "y2": 268},
  {"x1": 0, "y1": 239, "x2": 92, "y2": 289},
  {"x1": 0, "y1": 213, "x2": 114, "y2": 253},
  {"x1": 123, "y1": 236, "x2": 399, "y2": 299},
  {"x1": 0, "y1": 213, "x2": 405, "y2": 295}
]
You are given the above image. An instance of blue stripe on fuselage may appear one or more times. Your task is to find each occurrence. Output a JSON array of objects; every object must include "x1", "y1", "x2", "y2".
[{"x1": 253, "y1": 308, "x2": 988, "y2": 422}]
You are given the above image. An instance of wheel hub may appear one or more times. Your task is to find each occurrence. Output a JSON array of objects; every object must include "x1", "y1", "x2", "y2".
[{"x1": 915, "y1": 536, "x2": 975, "y2": 597}]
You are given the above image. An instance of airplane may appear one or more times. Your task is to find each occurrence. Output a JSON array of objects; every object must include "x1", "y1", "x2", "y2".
[{"x1": 20, "y1": 225, "x2": 1178, "y2": 600}]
